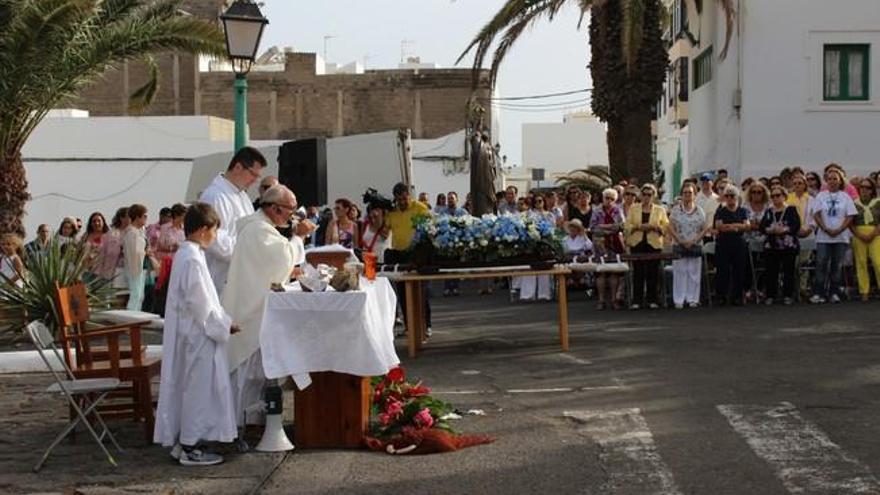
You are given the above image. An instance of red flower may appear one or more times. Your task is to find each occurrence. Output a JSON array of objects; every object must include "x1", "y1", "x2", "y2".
[
  {"x1": 408, "y1": 385, "x2": 431, "y2": 397},
  {"x1": 378, "y1": 413, "x2": 392, "y2": 426},
  {"x1": 413, "y1": 408, "x2": 434, "y2": 429},
  {"x1": 386, "y1": 367, "x2": 405, "y2": 384},
  {"x1": 372, "y1": 382, "x2": 385, "y2": 404},
  {"x1": 385, "y1": 398, "x2": 403, "y2": 419}
]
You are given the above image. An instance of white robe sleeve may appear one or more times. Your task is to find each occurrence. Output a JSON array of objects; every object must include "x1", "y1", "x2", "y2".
[
  {"x1": 181, "y1": 258, "x2": 233, "y2": 343},
  {"x1": 205, "y1": 196, "x2": 238, "y2": 264}
]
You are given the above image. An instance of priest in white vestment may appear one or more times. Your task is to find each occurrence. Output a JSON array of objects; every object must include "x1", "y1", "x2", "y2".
[
  {"x1": 222, "y1": 185, "x2": 300, "y2": 426},
  {"x1": 155, "y1": 204, "x2": 237, "y2": 465},
  {"x1": 199, "y1": 147, "x2": 267, "y2": 293}
]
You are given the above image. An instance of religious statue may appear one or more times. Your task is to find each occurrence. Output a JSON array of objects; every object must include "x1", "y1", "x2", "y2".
[{"x1": 468, "y1": 100, "x2": 497, "y2": 217}]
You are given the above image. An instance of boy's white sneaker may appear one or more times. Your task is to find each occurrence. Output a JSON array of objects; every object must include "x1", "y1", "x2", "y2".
[
  {"x1": 170, "y1": 443, "x2": 183, "y2": 460},
  {"x1": 179, "y1": 448, "x2": 224, "y2": 466},
  {"x1": 830, "y1": 294, "x2": 841, "y2": 304}
]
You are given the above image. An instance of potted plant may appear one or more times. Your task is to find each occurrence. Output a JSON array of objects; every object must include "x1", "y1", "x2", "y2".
[{"x1": 0, "y1": 240, "x2": 115, "y2": 343}]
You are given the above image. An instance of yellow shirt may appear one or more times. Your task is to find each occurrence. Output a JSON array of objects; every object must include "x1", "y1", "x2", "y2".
[
  {"x1": 786, "y1": 192, "x2": 811, "y2": 225},
  {"x1": 624, "y1": 203, "x2": 669, "y2": 249},
  {"x1": 386, "y1": 201, "x2": 430, "y2": 250}
]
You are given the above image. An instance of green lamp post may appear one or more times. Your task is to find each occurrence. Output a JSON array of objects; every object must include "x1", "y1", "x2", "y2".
[{"x1": 220, "y1": 0, "x2": 269, "y2": 152}]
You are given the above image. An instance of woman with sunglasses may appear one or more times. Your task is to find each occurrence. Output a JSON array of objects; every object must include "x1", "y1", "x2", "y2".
[
  {"x1": 743, "y1": 183, "x2": 770, "y2": 300},
  {"x1": 805, "y1": 172, "x2": 822, "y2": 197},
  {"x1": 714, "y1": 185, "x2": 750, "y2": 305},
  {"x1": 625, "y1": 184, "x2": 669, "y2": 309},
  {"x1": 590, "y1": 188, "x2": 626, "y2": 310},
  {"x1": 786, "y1": 174, "x2": 812, "y2": 232},
  {"x1": 760, "y1": 186, "x2": 801, "y2": 305},
  {"x1": 851, "y1": 177, "x2": 880, "y2": 301},
  {"x1": 325, "y1": 198, "x2": 360, "y2": 249},
  {"x1": 809, "y1": 167, "x2": 857, "y2": 304}
]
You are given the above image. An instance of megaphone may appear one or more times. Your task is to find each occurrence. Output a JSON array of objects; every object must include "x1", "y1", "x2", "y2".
[{"x1": 255, "y1": 380, "x2": 295, "y2": 452}]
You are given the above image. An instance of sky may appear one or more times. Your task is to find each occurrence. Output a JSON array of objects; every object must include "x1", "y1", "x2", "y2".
[{"x1": 258, "y1": 0, "x2": 592, "y2": 168}]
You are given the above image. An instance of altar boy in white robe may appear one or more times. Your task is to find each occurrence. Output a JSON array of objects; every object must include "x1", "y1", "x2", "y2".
[
  {"x1": 155, "y1": 203, "x2": 239, "y2": 466},
  {"x1": 222, "y1": 185, "x2": 299, "y2": 431}
]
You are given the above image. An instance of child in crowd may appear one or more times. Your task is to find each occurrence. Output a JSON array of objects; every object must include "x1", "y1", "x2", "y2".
[
  {"x1": 154, "y1": 203, "x2": 240, "y2": 466},
  {"x1": 0, "y1": 233, "x2": 25, "y2": 288}
]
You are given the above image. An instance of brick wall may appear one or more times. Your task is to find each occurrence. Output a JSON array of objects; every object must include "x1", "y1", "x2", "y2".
[{"x1": 69, "y1": 1, "x2": 492, "y2": 140}]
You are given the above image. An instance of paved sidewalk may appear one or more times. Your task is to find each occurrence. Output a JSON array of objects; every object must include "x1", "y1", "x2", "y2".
[{"x1": 2, "y1": 287, "x2": 880, "y2": 494}]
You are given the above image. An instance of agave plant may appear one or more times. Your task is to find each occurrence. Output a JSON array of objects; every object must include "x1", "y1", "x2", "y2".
[{"x1": 0, "y1": 240, "x2": 115, "y2": 341}]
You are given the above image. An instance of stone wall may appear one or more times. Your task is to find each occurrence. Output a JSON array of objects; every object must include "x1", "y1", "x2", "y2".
[
  {"x1": 69, "y1": 0, "x2": 491, "y2": 140},
  {"x1": 196, "y1": 53, "x2": 491, "y2": 140}
]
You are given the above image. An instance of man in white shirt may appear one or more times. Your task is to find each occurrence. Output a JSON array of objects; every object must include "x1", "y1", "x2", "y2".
[
  {"x1": 497, "y1": 185, "x2": 520, "y2": 215},
  {"x1": 222, "y1": 185, "x2": 299, "y2": 429},
  {"x1": 695, "y1": 173, "x2": 719, "y2": 229},
  {"x1": 807, "y1": 168, "x2": 856, "y2": 304},
  {"x1": 199, "y1": 147, "x2": 267, "y2": 293}
]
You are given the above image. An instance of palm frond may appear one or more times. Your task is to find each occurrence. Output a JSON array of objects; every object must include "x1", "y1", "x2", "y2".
[
  {"x1": 717, "y1": 0, "x2": 736, "y2": 59},
  {"x1": 457, "y1": 0, "x2": 574, "y2": 87},
  {"x1": 128, "y1": 55, "x2": 160, "y2": 113},
  {"x1": 0, "y1": 0, "x2": 225, "y2": 156}
]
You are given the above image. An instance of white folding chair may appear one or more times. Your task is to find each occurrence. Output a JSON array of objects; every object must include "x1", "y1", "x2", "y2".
[{"x1": 24, "y1": 321, "x2": 123, "y2": 472}]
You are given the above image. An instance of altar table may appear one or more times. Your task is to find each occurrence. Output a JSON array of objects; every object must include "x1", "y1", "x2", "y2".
[{"x1": 259, "y1": 277, "x2": 399, "y2": 448}]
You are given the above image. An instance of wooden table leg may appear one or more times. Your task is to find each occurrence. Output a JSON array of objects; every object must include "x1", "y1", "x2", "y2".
[
  {"x1": 415, "y1": 282, "x2": 428, "y2": 352},
  {"x1": 405, "y1": 281, "x2": 418, "y2": 358},
  {"x1": 556, "y1": 274, "x2": 570, "y2": 352}
]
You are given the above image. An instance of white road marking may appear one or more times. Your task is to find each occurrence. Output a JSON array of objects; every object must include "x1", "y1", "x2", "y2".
[
  {"x1": 718, "y1": 402, "x2": 880, "y2": 494},
  {"x1": 508, "y1": 387, "x2": 574, "y2": 393},
  {"x1": 432, "y1": 390, "x2": 492, "y2": 395},
  {"x1": 565, "y1": 408, "x2": 682, "y2": 495},
  {"x1": 557, "y1": 353, "x2": 593, "y2": 365}
]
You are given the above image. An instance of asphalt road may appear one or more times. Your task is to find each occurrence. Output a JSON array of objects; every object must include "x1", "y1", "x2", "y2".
[{"x1": 3, "y1": 284, "x2": 880, "y2": 494}]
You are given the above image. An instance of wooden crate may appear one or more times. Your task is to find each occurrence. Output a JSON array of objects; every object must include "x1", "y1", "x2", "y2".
[
  {"x1": 305, "y1": 251, "x2": 350, "y2": 271},
  {"x1": 293, "y1": 372, "x2": 371, "y2": 448}
]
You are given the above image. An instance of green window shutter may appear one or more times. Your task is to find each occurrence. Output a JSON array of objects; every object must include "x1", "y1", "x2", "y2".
[
  {"x1": 693, "y1": 47, "x2": 713, "y2": 91},
  {"x1": 824, "y1": 44, "x2": 870, "y2": 101}
]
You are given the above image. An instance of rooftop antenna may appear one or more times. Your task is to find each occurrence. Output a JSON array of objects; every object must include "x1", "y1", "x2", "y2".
[
  {"x1": 323, "y1": 35, "x2": 337, "y2": 61},
  {"x1": 400, "y1": 39, "x2": 415, "y2": 64}
]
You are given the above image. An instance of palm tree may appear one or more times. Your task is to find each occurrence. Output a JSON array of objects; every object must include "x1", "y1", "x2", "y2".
[
  {"x1": 555, "y1": 165, "x2": 623, "y2": 198},
  {"x1": 0, "y1": 0, "x2": 226, "y2": 236},
  {"x1": 459, "y1": 0, "x2": 735, "y2": 184}
]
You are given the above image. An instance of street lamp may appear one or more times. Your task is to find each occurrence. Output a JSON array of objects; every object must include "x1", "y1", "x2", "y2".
[{"x1": 220, "y1": 0, "x2": 269, "y2": 151}]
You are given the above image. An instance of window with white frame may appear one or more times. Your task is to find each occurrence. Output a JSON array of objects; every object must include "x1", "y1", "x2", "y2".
[{"x1": 823, "y1": 44, "x2": 870, "y2": 101}]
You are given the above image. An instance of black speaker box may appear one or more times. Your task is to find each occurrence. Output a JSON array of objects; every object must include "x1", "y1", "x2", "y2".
[{"x1": 278, "y1": 138, "x2": 327, "y2": 207}]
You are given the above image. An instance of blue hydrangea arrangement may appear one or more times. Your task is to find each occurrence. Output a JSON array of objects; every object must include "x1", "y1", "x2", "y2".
[{"x1": 411, "y1": 213, "x2": 562, "y2": 264}]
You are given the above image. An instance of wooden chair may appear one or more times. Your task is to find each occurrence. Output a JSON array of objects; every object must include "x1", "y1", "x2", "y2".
[{"x1": 53, "y1": 282, "x2": 161, "y2": 444}]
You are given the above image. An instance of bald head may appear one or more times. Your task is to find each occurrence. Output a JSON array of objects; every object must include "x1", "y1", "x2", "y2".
[
  {"x1": 262, "y1": 185, "x2": 298, "y2": 227},
  {"x1": 259, "y1": 176, "x2": 279, "y2": 196}
]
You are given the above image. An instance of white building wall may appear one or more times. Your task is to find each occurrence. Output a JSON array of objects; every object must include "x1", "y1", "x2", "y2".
[
  {"x1": 522, "y1": 113, "x2": 608, "y2": 184},
  {"x1": 686, "y1": 0, "x2": 880, "y2": 182},
  {"x1": 686, "y1": 1, "x2": 742, "y2": 179},
  {"x1": 740, "y1": 0, "x2": 880, "y2": 178},
  {"x1": 20, "y1": 113, "x2": 277, "y2": 238}
]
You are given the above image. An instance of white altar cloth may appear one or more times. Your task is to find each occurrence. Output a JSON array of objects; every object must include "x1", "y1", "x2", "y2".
[{"x1": 259, "y1": 277, "x2": 399, "y2": 386}]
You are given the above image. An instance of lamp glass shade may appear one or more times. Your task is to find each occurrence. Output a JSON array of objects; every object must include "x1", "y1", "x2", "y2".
[{"x1": 222, "y1": 16, "x2": 266, "y2": 60}]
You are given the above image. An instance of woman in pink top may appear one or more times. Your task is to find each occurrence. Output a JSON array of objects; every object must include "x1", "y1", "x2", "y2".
[
  {"x1": 155, "y1": 203, "x2": 187, "y2": 261},
  {"x1": 96, "y1": 207, "x2": 130, "y2": 284},
  {"x1": 81, "y1": 212, "x2": 109, "y2": 274}
]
